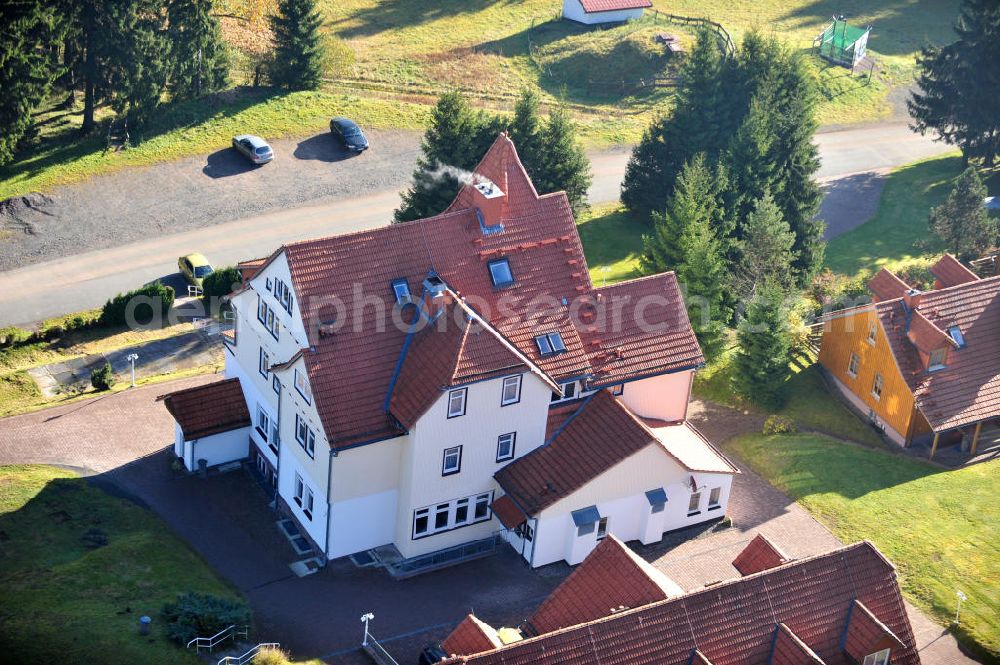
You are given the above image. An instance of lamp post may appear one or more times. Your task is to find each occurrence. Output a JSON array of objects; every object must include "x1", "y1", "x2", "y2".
[
  {"x1": 126, "y1": 353, "x2": 139, "y2": 388},
  {"x1": 954, "y1": 591, "x2": 967, "y2": 625},
  {"x1": 360, "y1": 612, "x2": 375, "y2": 647}
]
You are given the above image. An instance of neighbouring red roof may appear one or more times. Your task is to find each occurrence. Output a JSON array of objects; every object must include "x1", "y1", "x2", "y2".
[
  {"x1": 528, "y1": 536, "x2": 682, "y2": 635},
  {"x1": 159, "y1": 378, "x2": 250, "y2": 440},
  {"x1": 843, "y1": 599, "x2": 906, "y2": 661},
  {"x1": 731, "y1": 533, "x2": 790, "y2": 576},
  {"x1": 440, "y1": 541, "x2": 919, "y2": 665},
  {"x1": 868, "y1": 268, "x2": 910, "y2": 302},
  {"x1": 905, "y1": 308, "x2": 955, "y2": 354},
  {"x1": 442, "y1": 615, "x2": 503, "y2": 657},
  {"x1": 490, "y1": 494, "x2": 527, "y2": 529},
  {"x1": 771, "y1": 623, "x2": 826, "y2": 665},
  {"x1": 690, "y1": 650, "x2": 713, "y2": 665},
  {"x1": 876, "y1": 275, "x2": 1000, "y2": 430},
  {"x1": 262, "y1": 134, "x2": 701, "y2": 450},
  {"x1": 930, "y1": 254, "x2": 980, "y2": 288},
  {"x1": 237, "y1": 257, "x2": 266, "y2": 283},
  {"x1": 389, "y1": 298, "x2": 530, "y2": 428},
  {"x1": 578, "y1": 0, "x2": 653, "y2": 13}
]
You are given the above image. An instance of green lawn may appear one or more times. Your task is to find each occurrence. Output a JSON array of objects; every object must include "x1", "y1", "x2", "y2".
[
  {"x1": 578, "y1": 203, "x2": 646, "y2": 285},
  {"x1": 726, "y1": 434, "x2": 1000, "y2": 662},
  {"x1": 824, "y1": 153, "x2": 963, "y2": 279},
  {"x1": 0, "y1": 465, "x2": 241, "y2": 664},
  {"x1": 694, "y1": 348, "x2": 886, "y2": 447}
]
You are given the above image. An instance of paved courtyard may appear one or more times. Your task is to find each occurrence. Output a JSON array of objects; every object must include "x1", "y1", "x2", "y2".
[{"x1": 0, "y1": 376, "x2": 981, "y2": 664}]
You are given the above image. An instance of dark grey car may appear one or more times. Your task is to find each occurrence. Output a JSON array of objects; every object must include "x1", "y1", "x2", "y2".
[
  {"x1": 330, "y1": 117, "x2": 369, "y2": 153},
  {"x1": 232, "y1": 134, "x2": 274, "y2": 165}
]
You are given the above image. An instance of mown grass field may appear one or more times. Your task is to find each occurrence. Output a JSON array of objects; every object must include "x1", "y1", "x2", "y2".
[
  {"x1": 726, "y1": 434, "x2": 1000, "y2": 662},
  {"x1": 578, "y1": 203, "x2": 647, "y2": 284},
  {"x1": 0, "y1": 465, "x2": 241, "y2": 664}
]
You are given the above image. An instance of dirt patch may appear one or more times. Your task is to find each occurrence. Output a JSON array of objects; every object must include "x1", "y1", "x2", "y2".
[{"x1": 0, "y1": 192, "x2": 55, "y2": 238}]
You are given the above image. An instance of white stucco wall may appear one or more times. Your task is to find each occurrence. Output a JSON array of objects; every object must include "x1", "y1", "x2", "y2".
[
  {"x1": 394, "y1": 372, "x2": 552, "y2": 559},
  {"x1": 526, "y1": 444, "x2": 733, "y2": 567},
  {"x1": 620, "y1": 370, "x2": 693, "y2": 422},
  {"x1": 562, "y1": 0, "x2": 644, "y2": 25},
  {"x1": 180, "y1": 426, "x2": 251, "y2": 472}
]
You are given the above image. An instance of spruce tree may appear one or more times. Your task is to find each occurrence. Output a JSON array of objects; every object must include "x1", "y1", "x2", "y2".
[
  {"x1": 732, "y1": 191, "x2": 796, "y2": 302},
  {"x1": 929, "y1": 167, "x2": 997, "y2": 260},
  {"x1": 909, "y1": 0, "x2": 1000, "y2": 166},
  {"x1": 676, "y1": 209, "x2": 729, "y2": 361},
  {"x1": 732, "y1": 280, "x2": 791, "y2": 409},
  {"x1": 532, "y1": 105, "x2": 592, "y2": 215},
  {"x1": 0, "y1": 0, "x2": 66, "y2": 164},
  {"x1": 269, "y1": 0, "x2": 325, "y2": 91},
  {"x1": 640, "y1": 154, "x2": 726, "y2": 274},
  {"x1": 167, "y1": 0, "x2": 229, "y2": 101},
  {"x1": 507, "y1": 89, "x2": 543, "y2": 175}
]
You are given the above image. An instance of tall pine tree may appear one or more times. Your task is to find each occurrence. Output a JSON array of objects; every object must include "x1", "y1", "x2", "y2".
[
  {"x1": 731, "y1": 191, "x2": 796, "y2": 302},
  {"x1": 532, "y1": 104, "x2": 592, "y2": 216},
  {"x1": 909, "y1": 0, "x2": 1000, "y2": 166},
  {"x1": 732, "y1": 280, "x2": 791, "y2": 409},
  {"x1": 269, "y1": 0, "x2": 324, "y2": 90},
  {"x1": 675, "y1": 207, "x2": 729, "y2": 361},
  {"x1": 167, "y1": 0, "x2": 229, "y2": 101},
  {"x1": 507, "y1": 89, "x2": 543, "y2": 175},
  {"x1": 929, "y1": 167, "x2": 997, "y2": 260}
]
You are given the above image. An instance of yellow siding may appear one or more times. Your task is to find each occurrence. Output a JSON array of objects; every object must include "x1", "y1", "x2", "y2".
[{"x1": 818, "y1": 309, "x2": 915, "y2": 437}]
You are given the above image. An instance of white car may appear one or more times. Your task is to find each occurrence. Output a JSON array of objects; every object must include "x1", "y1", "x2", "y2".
[{"x1": 232, "y1": 134, "x2": 274, "y2": 165}]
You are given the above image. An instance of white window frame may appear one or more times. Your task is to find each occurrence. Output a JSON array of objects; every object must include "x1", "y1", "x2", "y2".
[
  {"x1": 500, "y1": 375, "x2": 522, "y2": 406},
  {"x1": 442, "y1": 445, "x2": 462, "y2": 476},
  {"x1": 867, "y1": 320, "x2": 878, "y2": 345},
  {"x1": 303, "y1": 486, "x2": 314, "y2": 520},
  {"x1": 871, "y1": 373, "x2": 884, "y2": 401},
  {"x1": 295, "y1": 413, "x2": 316, "y2": 458},
  {"x1": 255, "y1": 405, "x2": 270, "y2": 442},
  {"x1": 863, "y1": 649, "x2": 890, "y2": 665},
  {"x1": 447, "y1": 388, "x2": 467, "y2": 418},
  {"x1": 488, "y1": 258, "x2": 514, "y2": 288},
  {"x1": 294, "y1": 368, "x2": 312, "y2": 404},
  {"x1": 259, "y1": 347, "x2": 270, "y2": 379},
  {"x1": 708, "y1": 487, "x2": 722, "y2": 509},
  {"x1": 411, "y1": 491, "x2": 493, "y2": 539},
  {"x1": 496, "y1": 432, "x2": 516, "y2": 462},
  {"x1": 847, "y1": 352, "x2": 860, "y2": 377},
  {"x1": 688, "y1": 491, "x2": 702, "y2": 515}
]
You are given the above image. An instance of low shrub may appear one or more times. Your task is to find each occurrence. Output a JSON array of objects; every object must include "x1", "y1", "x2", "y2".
[
  {"x1": 201, "y1": 266, "x2": 242, "y2": 300},
  {"x1": 253, "y1": 647, "x2": 294, "y2": 665},
  {"x1": 90, "y1": 362, "x2": 116, "y2": 391},
  {"x1": 100, "y1": 282, "x2": 174, "y2": 327},
  {"x1": 0, "y1": 326, "x2": 31, "y2": 348},
  {"x1": 162, "y1": 592, "x2": 251, "y2": 646},
  {"x1": 762, "y1": 415, "x2": 797, "y2": 435}
]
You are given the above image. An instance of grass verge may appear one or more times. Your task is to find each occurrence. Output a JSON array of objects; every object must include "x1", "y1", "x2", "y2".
[
  {"x1": 578, "y1": 203, "x2": 646, "y2": 285},
  {"x1": 0, "y1": 465, "x2": 241, "y2": 664},
  {"x1": 726, "y1": 433, "x2": 1000, "y2": 661}
]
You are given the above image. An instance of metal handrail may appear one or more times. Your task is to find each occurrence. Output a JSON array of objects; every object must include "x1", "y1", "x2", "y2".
[
  {"x1": 362, "y1": 632, "x2": 401, "y2": 665},
  {"x1": 186, "y1": 624, "x2": 248, "y2": 651},
  {"x1": 217, "y1": 643, "x2": 281, "y2": 665}
]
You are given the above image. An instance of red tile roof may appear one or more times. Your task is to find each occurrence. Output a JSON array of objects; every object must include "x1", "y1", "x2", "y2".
[
  {"x1": 159, "y1": 378, "x2": 250, "y2": 440},
  {"x1": 876, "y1": 275, "x2": 1000, "y2": 430},
  {"x1": 930, "y1": 254, "x2": 979, "y2": 288},
  {"x1": 690, "y1": 650, "x2": 713, "y2": 665},
  {"x1": 442, "y1": 615, "x2": 502, "y2": 657},
  {"x1": 731, "y1": 533, "x2": 790, "y2": 576},
  {"x1": 528, "y1": 536, "x2": 682, "y2": 635},
  {"x1": 388, "y1": 298, "x2": 530, "y2": 428},
  {"x1": 843, "y1": 599, "x2": 906, "y2": 661},
  {"x1": 237, "y1": 258, "x2": 266, "y2": 283},
  {"x1": 577, "y1": 0, "x2": 653, "y2": 12},
  {"x1": 263, "y1": 134, "x2": 700, "y2": 449},
  {"x1": 490, "y1": 494, "x2": 527, "y2": 529},
  {"x1": 905, "y1": 308, "x2": 955, "y2": 354},
  {"x1": 771, "y1": 623, "x2": 826, "y2": 665},
  {"x1": 868, "y1": 268, "x2": 910, "y2": 302},
  {"x1": 441, "y1": 541, "x2": 919, "y2": 665}
]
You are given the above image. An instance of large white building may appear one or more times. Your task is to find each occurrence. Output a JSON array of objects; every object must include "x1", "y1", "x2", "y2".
[{"x1": 161, "y1": 134, "x2": 737, "y2": 570}]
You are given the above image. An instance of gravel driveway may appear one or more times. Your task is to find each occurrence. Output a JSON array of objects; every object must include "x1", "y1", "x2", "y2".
[{"x1": 0, "y1": 130, "x2": 422, "y2": 272}]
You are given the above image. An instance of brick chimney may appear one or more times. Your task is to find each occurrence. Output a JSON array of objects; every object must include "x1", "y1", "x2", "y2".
[
  {"x1": 472, "y1": 177, "x2": 506, "y2": 234},
  {"x1": 903, "y1": 288, "x2": 923, "y2": 310}
]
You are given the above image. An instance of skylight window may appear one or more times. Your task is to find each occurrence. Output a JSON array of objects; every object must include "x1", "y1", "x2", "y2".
[
  {"x1": 391, "y1": 278, "x2": 411, "y2": 303},
  {"x1": 535, "y1": 331, "x2": 566, "y2": 356},
  {"x1": 948, "y1": 326, "x2": 966, "y2": 348},
  {"x1": 488, "y1": 258, "x2": 514, "y2": 288}
]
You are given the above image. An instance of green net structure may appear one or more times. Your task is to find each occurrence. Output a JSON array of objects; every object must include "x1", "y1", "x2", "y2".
[{"x1": 815, "y1": 18, "x2": 871, "y2": 68}]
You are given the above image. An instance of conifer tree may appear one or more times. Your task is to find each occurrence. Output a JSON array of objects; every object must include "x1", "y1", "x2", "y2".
[
  {"x1": 167, "y1": 0, "x2": 229, "y2": 101},
  {"x1": 909, "y1": 0, "x2": 1000, "y2": 166},
  {"x1": 507, "y1": 89, "x2": 543, "y2": 175},
  {"x1": 533, "y1": 105, "x2": 592, "y2": 215},
  {"x1": 676, "y1": 209, "x2": 729, "y2": 361},
  {"x1": 732, "y1": 280, "x2": 791, "y2": 409},
  {"x1": 731, "y1": 191, "x2": 796, "y2": 302},
  {"x1": 269, "y1": 0, "x2": 324, "y2": 90},
  {"x1": 640, "y1": 154, "x2": 726, "y2": 274},
  {"x1": 929, "y1": 167, "x2": 997, "y2": 260}
]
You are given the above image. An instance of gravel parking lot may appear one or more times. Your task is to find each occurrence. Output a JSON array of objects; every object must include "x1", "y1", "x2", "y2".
[{"x1": 0, "y1": 129, "x2": 421, "y2": 271}]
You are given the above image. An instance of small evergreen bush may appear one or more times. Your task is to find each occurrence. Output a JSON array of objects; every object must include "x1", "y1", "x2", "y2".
[
  {"x1": 762, "y1": 415, "x2": 798, "y2": 435},
  {"x1": 201, "y1": 266, "x2": 242, "y2": 300},
  {"x1": 100, "y1": 282, "x2": 174, "y2": 327},
  {"x1": 90, "y1": 362, "x2": 116, "y2": 391},
  {"x1": 162, "y1": 592, "x2": 251, "y2": 645}
]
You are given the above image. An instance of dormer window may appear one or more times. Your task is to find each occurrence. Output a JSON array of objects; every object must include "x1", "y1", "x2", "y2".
[
  {"x1": 928, "y1": 348, "x2": 947, "y2": 370},
  {"x1": 488, "y1": 258, "x2": 514, "y2": 288},
  {"x1": 391, "y1": 278, "x2": 411, "y2": 304},
  {"x1": 863, "y1": 649, "x2": 890, "y2": 665},
  {"x1": 535, "y1": 331, "x2": 566, "y2": 356},
  {"x1": 948, "y1": 326, "x2": 965, "y2": 348}
]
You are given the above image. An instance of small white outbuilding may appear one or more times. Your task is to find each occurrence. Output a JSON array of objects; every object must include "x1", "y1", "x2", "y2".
[
  {"x1": 562, "y1": 0, "x2": 652, "y2": 25},
  {"x1": 160, "y1": 377, "x2": 251, "y2": 472}
]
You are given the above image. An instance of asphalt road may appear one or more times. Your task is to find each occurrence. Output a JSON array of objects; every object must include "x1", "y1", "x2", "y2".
[{"x1": 0, "y1": 122, "x2": 951, "y2": 327}]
